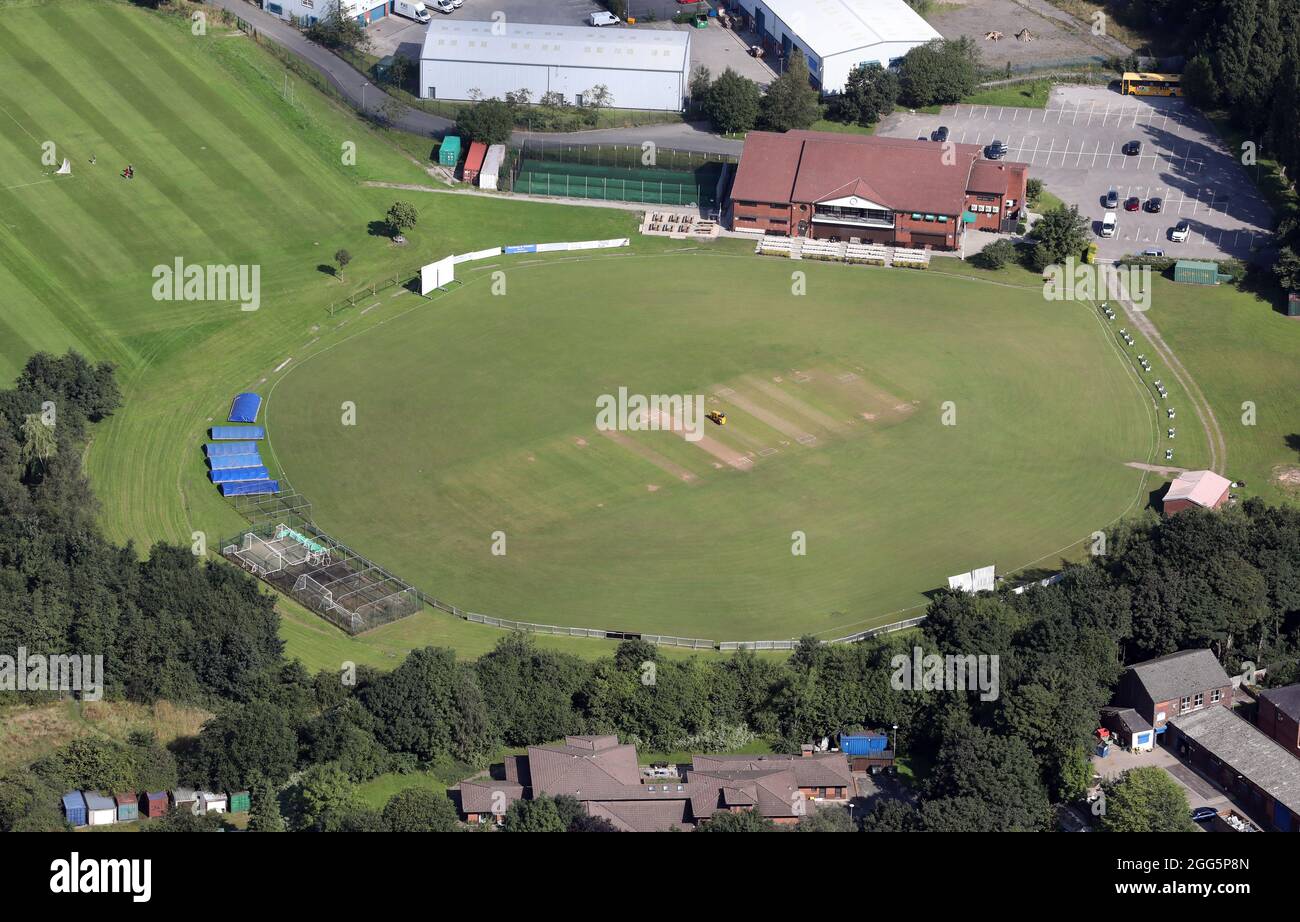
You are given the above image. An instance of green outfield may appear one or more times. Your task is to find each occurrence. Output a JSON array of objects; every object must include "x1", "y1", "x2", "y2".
[
  {"x1": 266, "y1": 252, "x2": 1156, "y2": 640},
  {"x1": 10, "y1": 1, "x2": 1292, "y2": 664}
]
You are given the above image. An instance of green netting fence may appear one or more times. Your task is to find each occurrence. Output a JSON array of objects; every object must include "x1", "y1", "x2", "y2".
[{"x1": 515, "y1": 159, "x2": 724, "y2": 207}]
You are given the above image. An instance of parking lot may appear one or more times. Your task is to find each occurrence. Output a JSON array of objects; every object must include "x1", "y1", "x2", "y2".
[{"x1": 879, "y1": 86, "x2": 1274, "y2": 260}]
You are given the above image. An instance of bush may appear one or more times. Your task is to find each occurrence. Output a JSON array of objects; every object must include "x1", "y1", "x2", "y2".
[{"x1": 973, "y1": 239, "x2": 1019, "y2": 270}]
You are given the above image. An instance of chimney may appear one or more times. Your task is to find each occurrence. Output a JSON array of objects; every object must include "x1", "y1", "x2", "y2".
[{"x1": 800, "y1": 744, "x2": 814, "y2": 758}]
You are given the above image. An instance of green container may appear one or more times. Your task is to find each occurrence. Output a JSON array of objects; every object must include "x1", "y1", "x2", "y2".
[
  {"x1": 1173, "y1": 259, "x2": 1218, "y2": 285},
  {"x1": 438, "y1": 136, "x2": 462, "y2": 167},
  {"x1": 228, "y1": 790, "x2": 250, "y2": 814}
]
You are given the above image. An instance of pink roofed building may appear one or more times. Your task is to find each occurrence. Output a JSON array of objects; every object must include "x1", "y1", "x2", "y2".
[{"x1": 1163, "y1": 469, "x2": 1232, "y2": 516}]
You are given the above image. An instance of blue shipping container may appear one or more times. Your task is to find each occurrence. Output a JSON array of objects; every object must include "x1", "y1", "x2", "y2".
[
  {"x1": 62, "y1": 790, "x2": 87, "y2": 826},
  {"x1": 840, "y1": 734, "x2": 889, "y2": 756}
]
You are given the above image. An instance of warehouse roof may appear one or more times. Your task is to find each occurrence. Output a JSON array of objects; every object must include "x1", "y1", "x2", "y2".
[
  {"x1": 1165, "y1": 469, "x2": 1231, "y2": 507},
  {"x1": 1127, "y1": 649, "x2": 1231, "y2": 703},
  {"x1": 1171, "y1": 706, "x2": 1300, "y2": 814},
  {"x1": 420, "y1": 20, "x2": 690, "y2": 73},
  {"x1": 738, "y1": 0, "x2": 941, "y2": 58}
]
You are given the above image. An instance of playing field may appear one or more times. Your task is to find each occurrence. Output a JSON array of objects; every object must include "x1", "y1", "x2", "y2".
[
  {"x1": 12, "y1": 1, "x2": 1288, "y2": 660},
  {"x1": 267, "y1": 252, "x2": 1155, "y2": 640}
]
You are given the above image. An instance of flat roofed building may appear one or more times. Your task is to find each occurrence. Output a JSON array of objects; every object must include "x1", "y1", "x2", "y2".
[
  {"x1": 727, "y1": 0, "x2": 942, "y2": 93},
  {"x1": 419, "y1": 20, "x2": 690, "y2": 111}
]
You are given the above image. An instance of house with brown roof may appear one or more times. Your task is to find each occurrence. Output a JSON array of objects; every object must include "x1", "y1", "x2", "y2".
[
  {"x1": 455, "y1": 735, "x2": 853, "y2": 830},
  {"x1": 728, "y1": 131, "x2": 1028, "y2": 248},
  {"x1": 1116, "y1": 649, "x2": 1233, "y2": 736}
]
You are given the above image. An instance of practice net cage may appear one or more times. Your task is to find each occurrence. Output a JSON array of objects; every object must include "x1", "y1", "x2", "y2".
[{"x1": 223, "y1": 523, "x2": 421, "y2": 634}]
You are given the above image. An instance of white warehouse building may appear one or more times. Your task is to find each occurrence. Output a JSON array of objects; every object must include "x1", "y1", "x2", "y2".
[
  {"x1": 419, "y1": 20, "x2": 691, "y2": 112},
  {"x1": 726, "y1": 0, "x2": 942, "y2": 94}
]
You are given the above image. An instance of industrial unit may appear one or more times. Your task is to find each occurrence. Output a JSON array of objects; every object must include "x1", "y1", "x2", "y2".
[
  {"x1": 419, "y1": 20, "x2": 691, "y2": 112},
  {"x1": 722, "y1": 0, "x2": 942, "y2": 93}
]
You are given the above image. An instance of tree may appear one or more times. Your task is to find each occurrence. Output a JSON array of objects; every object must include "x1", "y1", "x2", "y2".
[
  {"x1": 1181, "y1": 54, "x2": 1218, "y2": 108},
  {"x1": 698, "y1": 809, "x2": 777, "y2": 832},
  {"x1": 19, "y1": 412, "x2": 56, "y2": 470},
  {"x1": 247, "y1": 782, "x2": 285, "y2": 832},
  {"x1": 385, "y1": 54, "x2": 411, "y2": 90},
  {"x1": 1274, "y1": 246, "x2": 1300, "y2": 291},
  {"x1": 1099, "y1": 767, "x2": 1198, "y2": 832},
  {"x1": 455, "y1": 97, "x2": 515, "y2": 145},
  {"x1": 183, "y1": 699, "x2": 299, "y2": 793},
  {"x1": 1025, "y1": 178, "x2": 1043, "y2": 205},
  {"x1": 758, "y1": 49, "x2": 822, "y2": 132},
  {"x1": 898, "y1": 38, "x2": 979, "y2": 108},
  {"x1": 502, "y1": 796, "x2": 566, "y2": 832},
  {"x1": 860, "y1": 799, "x2": 921, "y2": 832},
  {"x1": 142, "y1": 809, "x2": 224, "y2": 833},
  {"x1": 334, "y1": 248, "x2": 351, "y2": 281},
  {"x1": 689, "y1": 64, "x2": 712, "y2": 107},
  {"x1": 294, "y1": 763, "x2": 357, "y2": 832},
  {"x1": 973, "y1": 239, "x2": 1019, "y2": 270},
  {"x1": 797, "y1": 805, "x2": 856, "y2": 831},
  {"x1": 1030, "y1": 204, "x2": 1089, "y2": 270},
  {"x1": 829, "y1": 62, "x2": 898, "y2": 127},
  {"x1": 386, "y1": 201, "x2": 419, "y2": 239},
  {"x1": 701, "y1": 68, "x2": 761, "y2": 135},
  {"x1": 305, "y1": 2, "x2": 371, "y2": 53},
  {"x1": 383, "y1": 787, "x2": 459, "y2": 832},
  {"x1": 358, "y1": 646, "x2": 494, "y2": 762}
]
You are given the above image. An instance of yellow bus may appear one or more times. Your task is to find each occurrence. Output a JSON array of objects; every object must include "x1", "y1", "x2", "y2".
[{"x1": 1121, "y1": 72, "x2": 1182, "y2": 96}]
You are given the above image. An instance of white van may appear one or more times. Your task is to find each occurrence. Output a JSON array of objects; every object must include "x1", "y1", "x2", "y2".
[
  {"x1": 394, "y1": 0, "x2": 433, "y2": 22},
  {"x1": 1100, "y1": 211, "x2": 1117, "y2": 238}
]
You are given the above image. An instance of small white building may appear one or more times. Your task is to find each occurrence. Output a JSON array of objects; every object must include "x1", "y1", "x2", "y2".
[
  {"x1": 479, "y1": 144, "x2": 506, "y2": 190},
  {"x1": 727, "y1": 0, "x2": 942, "y2": 94},
  {"x1": 196, "y1": 791, "x2": 228, "y2": 814},
  {"x1": 420, "y1": 20, "x2": 691, "y2": 112},
  {"x1": 83, "y1": 792, "x2": 118, "y2": 827}
]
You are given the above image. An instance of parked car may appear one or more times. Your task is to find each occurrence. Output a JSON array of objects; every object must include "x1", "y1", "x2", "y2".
[
  {"x1": 1125, "y1": 140, "x2": 1143, "y2": 156},
  {"x1": 1100, "y1": 212, "x2": 1117, "y2": 237},
  {"x1": 1123, "y1": 196, "x2": 1141, "y2": 211},
  {"x1": 1146, "y1": 197, "x2": 1163, "y2": 213},
  {"x1": 932, "y1": 126, "x2": 950, "y2": 142},
  {"x1": 1143, "y1": 247, "x2": 1165, "y2": 257},
  {"x1": 985, "y1": 139, "x2": 1008, "y2": 160},
  {"x1": 1104, "y1": 188, "x2": 1119, "y2": 209},
  {"x1": 1170, "y1": 221, "x2": 1190, "y2": 242},
  {"x1": 1191, "y1": 806, "x2": 1218, "y2": 823},
  {"x1": 590, "y1": 10, "x2": 621, "y2": 25},
  {"x1": 430, "y1": 0, "x2": 455, "y2": 12}
]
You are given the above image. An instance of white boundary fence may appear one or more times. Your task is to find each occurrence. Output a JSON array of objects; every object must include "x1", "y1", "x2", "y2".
[{"x1": 719, "y1": 615, "x2": 927, "y2": 652}]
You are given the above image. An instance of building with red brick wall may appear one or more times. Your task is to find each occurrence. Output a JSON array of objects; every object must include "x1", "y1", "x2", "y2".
[
  {"x1": 1162, "y1": 469, "x2": 1232, "y2": 516},
  {"x1": 728, "y1": 131, "x2": 1028, "y2": 249},
  {"x1": 1258, "y1": 685, "x2": 1300, "y2": 761}
]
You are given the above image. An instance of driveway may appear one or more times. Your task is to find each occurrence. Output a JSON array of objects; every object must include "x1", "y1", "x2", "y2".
[
  {"x1": 1091, "y1": 740, "x2": 1246, "y2": 826},
  {"x1": 878, "y1": 85, "x2": 1274, "y2": 261}
]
